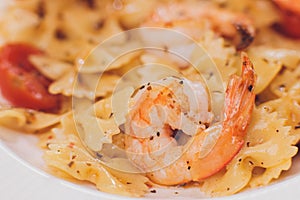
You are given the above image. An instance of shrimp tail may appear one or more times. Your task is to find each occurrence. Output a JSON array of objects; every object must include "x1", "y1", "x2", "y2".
[
  {"x1": 191, "y1": 52, "x2": 256, "y2": 181},
  {"x1": 223, "y1": 52, "x2": 256, "y2": 138}
]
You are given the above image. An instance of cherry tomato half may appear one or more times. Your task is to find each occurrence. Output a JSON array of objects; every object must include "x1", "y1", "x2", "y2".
[
  {"x1": 0, "y1": 43, "x2": 61, "y2": 112},
  {"x1": 273, "y1": 0, "x2": 300, "y2": 38}
]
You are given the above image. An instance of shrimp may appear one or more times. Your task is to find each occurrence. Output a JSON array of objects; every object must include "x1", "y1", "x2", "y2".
[
  {"x1": 124, "y1": 53, "x2": 256, "y2": 185},
  {"x1": 273, "y1": 0, "x2": 300, "y2": 38},
  {"x1": 142, "y1": 2, "x2": 255, "y2": 50}
]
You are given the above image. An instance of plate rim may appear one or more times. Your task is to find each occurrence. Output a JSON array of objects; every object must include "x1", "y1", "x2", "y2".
[{"x1": 1, "y1": 135, "x2": 300, "y2": 200}]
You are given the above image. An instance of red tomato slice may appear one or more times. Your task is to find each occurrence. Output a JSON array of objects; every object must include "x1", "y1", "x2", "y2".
[
  {"x1": 273, "y1": 0, "x2": 300, "y2": 38},
  {"x1": 278, "y1": 10, "x2": 300, "y2": 38},
  {"x1": 0, "y1": 43, "x2": 61, "y2": 112}
]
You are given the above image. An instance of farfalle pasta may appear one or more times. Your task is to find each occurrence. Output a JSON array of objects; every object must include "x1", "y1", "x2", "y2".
[{"x1": 0, "y1": 0, "x2": 300, "y2": 198}]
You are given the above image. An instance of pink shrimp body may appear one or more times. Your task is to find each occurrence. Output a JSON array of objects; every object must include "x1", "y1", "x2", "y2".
[
  {"x1": 125, "y1": 53, "x2": 256, "y2": 185},
  {"x1": 142, "y1": 2, "x2": 255, "y2": 50}
]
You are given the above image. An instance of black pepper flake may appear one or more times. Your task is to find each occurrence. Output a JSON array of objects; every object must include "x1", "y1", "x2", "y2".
[
  {"x1": 204, "y1": 123, "x2": 209, "y2": 129},
  {"x1": 227, "y1": 187, "x2": 230, "y2": 191},
  {"x1": 150, "y1": 190, "x2": 157, "y2": 193},
  {"x1": 238, "y1": 158, "x2": 242, "y2": 162},
  {"x1": 186, "y1": 161, "x2": 190, "y2": 164},
  {"x1": 140, "y1": 85, "x2": 145, "y2": 90},
  {"x1": 86, "y1": 163, "x2": 92, "y2": 167},
  {"x1": 147, "y1": 86, "x2": 152, "y2": 91},
  {"x1": 96, "y1": 152, "x2": 103, "y2": 159},
  {"x1": 147, "y1": 82, "x2": 150, "y2": 86},
  {"x1": 187, "y1": 166, "x2": 191, "y2": 170},
  {"x1": 36, "y1": 1, "x2": 46, "y2": 18},
  {"x1": 278, "y1": 84, "x2": 286, "y2": 89},
  {"x1": 248, "y1": 85, "x2": 253, "y2": 92},
  {"x1": 55, "y1": 29, "x2": 68, "y2": 40},
  {"x1": 68, "y1": 161, "x2": 74, "y2": 168},
  {"x1": 246, "y1": 142, "x2": 250, "y2": 147},
  {"x1": 276, "y1": 129, "x2": 279, "y2": 133},
  {"x1": 294, "y1": 125, "x2": 300, "y2": 129},
  {"x1": 262, "y1": 58, "x2": 269, "y2": 63},
  {"x1": 72, "y1": 155, "x2": 77, "y2": 160},
  {"x1": 225, "y1": 59, "x2": 230, "y2": 66},
  {"x1": 83, "y1": 0, "x2": 96, "y2": 9},
  {"x1": 150, "y1": 136, "x2": 154, "y2": 140},
  {"x1": 179, "y1": 80, "x2": 184, "y2": 85},
  {"x1": 94, "y1": 19, "x2": 105, "y2": 30},
  {"x1": 255, "y1": 95, "x2": 260, "y2": 103},
  {"x1": 263, "y1": 106, "x2": 268, "y2": 110},
  {"x1": 109, "y1": 112, "x2": 114, "y2": 118},
  {"x1": 156, "y1": 132, "x2": 160, "y2": 137},
  {"x1": 175, "y1": 192, "x2": 179, "y2": 195},
  {"x1": 25, "y1": 111, "x2": 36, "y2": 124},
  {"x1": 207, "y1": 72, "x2": 214, "y2": 80},
  {"x1": 126, "y1": 182, "x2": 132, "y2": 185},
  {"x1": 278, "y1": 65, "x2": 287, "y2": 75},
  {"x1": 249, "y1": 161, "x2": 254, "y2": 165},
  {"x1": 76, "y1": 170, "x2": 80, "y2": 174},
  {"x1": 261, "y1": 162, "x2": 264, "y2": 165}
]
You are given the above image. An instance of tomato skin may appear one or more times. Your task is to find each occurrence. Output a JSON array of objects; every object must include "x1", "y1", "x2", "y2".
[
  {"x1": 0, "y1": 43, "x2": 61, "y2": 112},
  {"x1": 278, "y1": 10, "x2": 300, "y2": 38},
  {"x1": 273, "y1": 0, "x2": 300, "y2": 38}
]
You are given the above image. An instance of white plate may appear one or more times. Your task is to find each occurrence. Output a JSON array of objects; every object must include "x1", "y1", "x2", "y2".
[
  {"x1": 0, "y1": 1, "x2": 300, "y2": 199},
  {"x1": 1, "y1": 126, "x2": 300, "y2": 200}
]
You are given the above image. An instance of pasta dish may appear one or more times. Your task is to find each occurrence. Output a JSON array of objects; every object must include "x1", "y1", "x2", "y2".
[{"x1": 0, "y1": 0, "x2": 300, "y2": 197}]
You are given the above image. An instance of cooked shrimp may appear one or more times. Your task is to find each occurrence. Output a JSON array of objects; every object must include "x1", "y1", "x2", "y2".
[
  {"x1": 273, "y1": 0, "x2": 300, "y2": 38},
  {"x1": 124, "y1": 53, "x2": 256, "y2": 185},
  {"x1": 142, "y1": 2, "x2": 255, "y2": 50}
]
